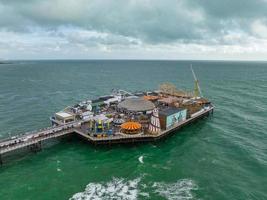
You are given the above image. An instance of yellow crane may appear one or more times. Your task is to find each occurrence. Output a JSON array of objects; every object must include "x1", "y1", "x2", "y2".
[{"x1": 190, "y1": 65, "x2": 203, "y2": 97}]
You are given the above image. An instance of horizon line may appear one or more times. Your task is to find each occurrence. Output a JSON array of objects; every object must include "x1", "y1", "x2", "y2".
[{"x1": 2, "y1": 58, "x2": 267, "y2": 62}]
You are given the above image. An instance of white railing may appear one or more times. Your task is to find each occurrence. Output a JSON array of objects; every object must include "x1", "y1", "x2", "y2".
[{"x1": 0, "y1": 129, "x2": 74, "y2": 154}]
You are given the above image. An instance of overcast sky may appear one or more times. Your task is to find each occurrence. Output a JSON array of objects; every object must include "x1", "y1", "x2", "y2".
[{"x1": 1, "y1": 0, "x2": 267, "y2": 60}]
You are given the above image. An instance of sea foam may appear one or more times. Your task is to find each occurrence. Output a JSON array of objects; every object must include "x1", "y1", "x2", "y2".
[
  {"x1": 69, "y1": 177, "x2": 141, "y2": 200},
  {"x1": 138, "y1": 156, "x2": 144, "y2": 164},
  {"x1": 70, "y1": 178, "x2": 197, "y2": 200},
  {"x1": 152, "y1": 179, "x2": 198, "y2": 200}
]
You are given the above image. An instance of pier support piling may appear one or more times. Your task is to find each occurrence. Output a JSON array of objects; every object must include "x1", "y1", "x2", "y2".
[
  {"x1": 29, "y1": 141, "x2": 42, "y2": 153},
  {"x1": 0, "y1": 154, "x2": 3, "y2": 166}
]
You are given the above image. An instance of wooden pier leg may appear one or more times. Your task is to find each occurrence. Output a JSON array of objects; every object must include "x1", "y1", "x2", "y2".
[
  {"x1": 208, "y1": 109, "x2": 213, "y2": 118},
  {"x1": 38, "y1": 141, "x2": 42, "y2": 151},
  {"x1": 29, "y1": 141, "x2": 42, "y2": 153},
  {"x1": 0, "y1": 154, "x2": 3, "y2": 166}
]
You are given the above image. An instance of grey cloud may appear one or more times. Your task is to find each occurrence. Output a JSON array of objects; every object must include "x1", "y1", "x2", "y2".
[
  {"x1": 0, "y1": 0, "x2": 220, "y2": 43},
  {"x1": 1, "y1": 0, "x2": 267, "y2": 44},
  {"x1": 0, "y1": 0, "x2": 267, "y2": 60},
  {"x1": 187, "y1": 0, "x2": 267, "y2": 19}
]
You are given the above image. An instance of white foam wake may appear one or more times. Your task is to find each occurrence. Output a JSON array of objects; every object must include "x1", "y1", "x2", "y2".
[
  {"x1": 70, "y1": 177, "x2": 141, "y2": 200},
  {"x1": 152, "y1": 179, "x2": 198, "y2": 200}
]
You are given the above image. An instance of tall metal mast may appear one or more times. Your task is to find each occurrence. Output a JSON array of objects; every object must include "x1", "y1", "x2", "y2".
[{"x1": 190, "y1": 64, "x2": 203, "y2": 97}]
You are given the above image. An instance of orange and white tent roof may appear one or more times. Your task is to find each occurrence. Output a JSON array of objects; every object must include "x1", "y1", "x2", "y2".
[{"x1": 121, "y1": 122, "x2": 142, "y2": 130}]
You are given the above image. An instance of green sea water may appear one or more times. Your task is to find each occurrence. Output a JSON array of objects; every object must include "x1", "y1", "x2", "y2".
[{"x1": 0, "y1": 60, "x2": 266, "y2": 200}]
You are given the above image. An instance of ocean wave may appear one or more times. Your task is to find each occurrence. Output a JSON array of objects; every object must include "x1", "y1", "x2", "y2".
[
  {"x1": 70, "y1": 178, "x2": 198, "y2": 200},
  {"x1": 138, "y1": 156, "x2": 144, "y2": 164},
  {"x1": 69, "y1": 177, "x2": 142, "y2": 200},
  {"x1": 152, "y1": 179, "x2": 198, "y2": 200}
]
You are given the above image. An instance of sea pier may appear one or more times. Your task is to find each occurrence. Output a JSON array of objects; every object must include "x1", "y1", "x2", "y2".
[
  {"x1": 0, "y1": 106, "x2": 213, "y2": 165},
  {"x1": 75, "y1": 105, "x2": 213, "y2": 144}
]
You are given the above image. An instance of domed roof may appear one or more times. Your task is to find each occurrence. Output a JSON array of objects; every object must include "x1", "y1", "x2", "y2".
[
  {"x1": 118, "y1": 98, "x2": 155, "y2": 112},
  {"x1": 113, "y1": 118, "x2": 125, "y2": 125},
  {"x1": 121, "y1": 122, "x2": 142, "y2": 130}
]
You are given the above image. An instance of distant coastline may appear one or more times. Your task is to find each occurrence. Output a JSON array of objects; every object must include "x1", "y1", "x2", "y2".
[{"x1": 0, "y1": 61, "x2": 12, "y2": 64}]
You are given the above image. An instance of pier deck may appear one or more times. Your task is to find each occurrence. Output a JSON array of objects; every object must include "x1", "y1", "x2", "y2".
[
  {"x1": 75, "y1": 106, "x2": 214, "y2": 144},
  {"x1": 0, "y1": 106, "x2": 213, "y2": 159}
]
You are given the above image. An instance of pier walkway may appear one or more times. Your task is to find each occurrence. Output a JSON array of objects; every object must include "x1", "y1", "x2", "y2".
[{"x1": 0, "y1": 121, "x2": 82, "y2": 155}]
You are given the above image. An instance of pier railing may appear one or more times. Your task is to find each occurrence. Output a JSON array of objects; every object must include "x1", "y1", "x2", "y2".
[
  {"x1": 0, "y1": 129, "x2": 74, "y2": 154},
  {"x1": 0, "y1": 121, "x2": 82, "y2": 154}
]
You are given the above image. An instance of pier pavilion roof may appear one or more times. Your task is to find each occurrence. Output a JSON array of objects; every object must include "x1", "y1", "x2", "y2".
[{"x1": 118, "y1": 98, "x2": 155, "y2": 112}]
